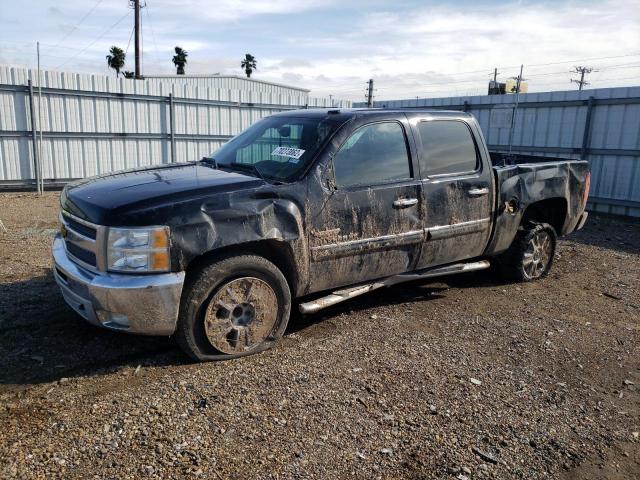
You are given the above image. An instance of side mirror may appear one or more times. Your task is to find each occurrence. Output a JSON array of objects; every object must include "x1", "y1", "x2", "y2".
[{"x1": 324, "y1": 158, "x2": 338, "y2": 191}]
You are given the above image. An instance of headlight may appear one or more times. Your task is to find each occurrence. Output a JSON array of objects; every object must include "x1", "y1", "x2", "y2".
[{"x1": 107, "y1": 226, "x2": 170, "y2": 273}]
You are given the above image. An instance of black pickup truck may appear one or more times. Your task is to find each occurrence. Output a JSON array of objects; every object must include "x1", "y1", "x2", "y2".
[{"x1": 53, "y1": 109, "x2": 590, "y2": 360}]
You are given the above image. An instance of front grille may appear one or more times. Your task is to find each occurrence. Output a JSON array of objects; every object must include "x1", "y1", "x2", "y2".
[
  {"x1": 66, "y1": 241, "x2": 97, "y2": 266},
  {"x1": 65, "y1": 217, "x2": 96, "y2": 239},
  {"x1": 60, "y1": 212, "x2": 102, "y2": 270}
]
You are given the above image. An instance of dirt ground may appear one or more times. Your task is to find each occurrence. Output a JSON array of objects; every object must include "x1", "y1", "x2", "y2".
[{"x1": 0, "y1": 192, "x2": 638, "y2": 480}]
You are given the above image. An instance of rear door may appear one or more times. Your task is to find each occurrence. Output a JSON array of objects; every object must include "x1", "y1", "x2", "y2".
[
  {"x1": 307, "y1": 117, "x2": 424, "y2": 293},
  {"x1": 412, "y1": 117, "x2": 493, "y2": 269}
]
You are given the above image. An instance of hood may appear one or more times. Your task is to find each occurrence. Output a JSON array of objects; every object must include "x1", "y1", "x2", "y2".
[{"x1": 61, "y1": 163, "x2": 264, "y2": 224}]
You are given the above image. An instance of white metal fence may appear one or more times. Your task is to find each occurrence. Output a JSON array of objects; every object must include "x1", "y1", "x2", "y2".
[
  {"x1": 0, "y1": 66, "x2": 349, "y2": 187},
  {"x1": 356, "y1": 87, "x2": 640, "y2": 217}
]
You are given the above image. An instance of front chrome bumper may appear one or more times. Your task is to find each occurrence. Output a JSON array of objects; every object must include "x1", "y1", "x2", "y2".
[{"x1": 52, "y1": 234, "x2": 185, "y2": 335}]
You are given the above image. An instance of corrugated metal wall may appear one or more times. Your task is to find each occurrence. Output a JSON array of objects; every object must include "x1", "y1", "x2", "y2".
[
  {"x1": 355, "y1": 87, "x2": 640, "y2": 217},
  {"x1": 0, "y1": 66, "x2": 348, "y2": 184}
]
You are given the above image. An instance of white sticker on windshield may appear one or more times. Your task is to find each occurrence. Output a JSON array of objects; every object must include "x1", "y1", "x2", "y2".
[{"x1": 271, "y1": 146, "x2": 306, "y2": 159}]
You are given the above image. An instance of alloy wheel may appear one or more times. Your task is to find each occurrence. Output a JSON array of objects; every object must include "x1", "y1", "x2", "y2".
[
  {"x1": 203, "y1": 277, "x2": 278, "y2": 354},
  {"x1": 523, "y1": 231, "x2": 553, "y2": 279}
]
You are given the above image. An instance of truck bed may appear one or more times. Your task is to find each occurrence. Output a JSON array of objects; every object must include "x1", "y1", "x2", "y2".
[
  {"x1": 489, "y1": 151, "x2": 580, "y2": 167},
  {"x1": 485, "y1": 151, "x2": 590, "y2": 256}
]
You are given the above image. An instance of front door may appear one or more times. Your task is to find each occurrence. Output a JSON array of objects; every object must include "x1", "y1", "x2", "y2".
[
  {"x1": 412, "y1": 118, "x2": 493, "y2": 269},
  {"x1": 307, "y1": 119, "x2": 423, "y2": 293}
]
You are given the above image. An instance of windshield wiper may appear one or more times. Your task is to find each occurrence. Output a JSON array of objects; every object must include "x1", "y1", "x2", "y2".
[{"x1": 227, "y1": 162, "x2": 269, "y2": 183}]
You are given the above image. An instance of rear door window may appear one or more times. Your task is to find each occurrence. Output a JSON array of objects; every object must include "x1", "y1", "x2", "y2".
[
  {"x1": 333, "y1": 122, "x2": 411, "y2": 188},
  {"x1": 417, "y1": 121, "x2": 478, "y2": 176}
]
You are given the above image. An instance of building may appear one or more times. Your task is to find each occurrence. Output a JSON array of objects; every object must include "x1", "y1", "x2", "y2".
[{"x1": 142, "y1": 74, "x2": 310, "y2": 99}]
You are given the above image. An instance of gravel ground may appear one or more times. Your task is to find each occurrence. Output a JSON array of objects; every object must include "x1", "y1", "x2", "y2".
[{"x1": 0, "y1": 192, "x2": 638, "y2": 480}]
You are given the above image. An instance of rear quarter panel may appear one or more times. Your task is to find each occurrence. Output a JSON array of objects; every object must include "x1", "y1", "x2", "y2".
[{"x1": 485, "y1": 160, "x2": 590, "y2": 255}]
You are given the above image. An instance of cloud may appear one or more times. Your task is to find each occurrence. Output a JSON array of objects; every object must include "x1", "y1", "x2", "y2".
[
  {"x1": 148, "y1": 0, "x2": 334, "y2": 21},
  {"x1": 1, "y1": 0, "x2": 638, "y2": 100},
  {"x1": 263, "y1": 58, "x2": 314, "y2": 71},
  {"x1": 257, "y1": 0, "x2": 640, "y2": 99}
]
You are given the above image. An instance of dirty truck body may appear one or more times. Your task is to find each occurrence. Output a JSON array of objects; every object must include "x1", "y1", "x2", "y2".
[{"x1": 53, "y1": 109, "x2": 590, "y2": 360}]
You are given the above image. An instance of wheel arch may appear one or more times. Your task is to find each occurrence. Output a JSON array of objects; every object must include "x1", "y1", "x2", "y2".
[
  {"x1": 521, "y1": 197, "x2": 568, "y2": 234},
  {"x1": 183, "y1": 239, "x2": 301, "y2": 297}
]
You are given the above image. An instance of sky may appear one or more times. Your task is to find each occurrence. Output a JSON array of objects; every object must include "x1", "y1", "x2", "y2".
[{"x1": 0, "y1": 0, "x2": 639, "y2": 101}]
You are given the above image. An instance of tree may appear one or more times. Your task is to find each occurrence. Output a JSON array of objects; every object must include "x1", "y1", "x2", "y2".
[
  {"x1": 241, "y1": 53, "x2": 257, "y2": 78},
  {"x1": 172, "y1": 46, "x2": 188, "y2": 75},
  {"x1": 106, "y1": 46, "x2": 126, "y2": 77},
  {"x1": 123, "y1": 71, "x2": 135, "y2": 79}
]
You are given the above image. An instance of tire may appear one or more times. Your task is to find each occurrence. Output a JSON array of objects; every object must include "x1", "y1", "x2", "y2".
[
  {"x1": 496, "y1": 222, "x2": 557, "y2": 282},
  {"x1": 176, "y1": 254, "x2": 291, "y2": 361}
]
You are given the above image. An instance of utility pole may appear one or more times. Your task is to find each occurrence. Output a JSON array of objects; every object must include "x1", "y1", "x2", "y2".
[
  {"x1": 36, "y1": 41, "x2": 43, "y2": 194},
  {"x1": 508, "y1": 64, "x2": 524, "y2": 154},
  {"x1": 511, "y1": 65, "x2": 526, "y2": 94},
  {"x1": 134, "y1": 0, "x2": 141, "y2": 79},
  {"x1": 366, "y1": 79, "x2": 374, "y2": 107},
  {"x1": 488, "y1": 68, "x2": 502, "y2": 95},
  {"x1": 571, "y1": 66, "x2": 594, "y2": 91}
]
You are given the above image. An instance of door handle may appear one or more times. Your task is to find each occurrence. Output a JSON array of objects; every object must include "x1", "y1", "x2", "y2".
[
  {"x1": 393, "y1": 198, "x2": 419, "y2": 208},
  {"x1": 468, "y1": 187, "x2": 489, "y2": 197}
]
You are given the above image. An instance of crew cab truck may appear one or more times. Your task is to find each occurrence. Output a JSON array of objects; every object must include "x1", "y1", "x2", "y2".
[{"x1": 53, "y1": 109, "x2": 590, "y2": 361}]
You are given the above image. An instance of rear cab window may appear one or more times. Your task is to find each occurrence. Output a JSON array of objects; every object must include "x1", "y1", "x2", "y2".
[
  {"x1": 333, "y1": 121, "x2": 412, "y2": 188},
  {"x1": 416, "y1": 120, "x2": 479, "y2": 177}
]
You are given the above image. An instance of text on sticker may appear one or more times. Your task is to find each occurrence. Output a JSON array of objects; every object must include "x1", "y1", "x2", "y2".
[{"x1": 271, "y1": 146, "x2": 306, "y2": 159}]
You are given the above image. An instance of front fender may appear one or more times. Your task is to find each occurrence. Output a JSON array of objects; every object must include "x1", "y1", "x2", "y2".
[{"x1": 170, "y1": 193, "x2": 309, "y2": 295}]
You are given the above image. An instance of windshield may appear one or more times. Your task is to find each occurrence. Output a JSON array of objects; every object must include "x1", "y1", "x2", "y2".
[{"x1": 208, "y1": 115, "x2": 341, "y2": 182}]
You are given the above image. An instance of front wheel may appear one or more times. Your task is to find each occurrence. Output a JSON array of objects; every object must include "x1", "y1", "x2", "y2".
[
  {"x1": 176, "y1": 255, "x2": 291, "y2": 361},
  {"x1": 496, "y1": 222, "x2": 557, "y2": 282}
]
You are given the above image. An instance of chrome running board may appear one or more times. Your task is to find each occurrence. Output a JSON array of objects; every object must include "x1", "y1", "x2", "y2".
[{"x1": 298, "y1": 260, "x2": 490, "y2": 314}]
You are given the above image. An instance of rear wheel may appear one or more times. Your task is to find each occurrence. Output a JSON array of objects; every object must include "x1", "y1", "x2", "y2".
[
  {"x1": 497, "y1": 222, "x2": 557, "y2": 282},
  {"x1": 176, "y1": 255, "x2": 291, "y2": 361}
]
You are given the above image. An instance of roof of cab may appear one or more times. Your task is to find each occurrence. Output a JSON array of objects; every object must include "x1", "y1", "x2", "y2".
[{"x1": 272, "y1": 108, "x2": 471, "y2": 119}]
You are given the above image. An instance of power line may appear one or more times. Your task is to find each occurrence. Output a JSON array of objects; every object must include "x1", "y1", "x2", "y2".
[
  {"x1": 333, "y1": 67, "x2": 639, "y2": 94},
  {"x1": 54, "y1": 10, "x2": 131, "y2": 70},
  {"x1": 0, "y1": 39, "x2": 41, "y2": 46},
  {"x1": 573, "y1": 74, "x2": 638, "y2": 83},
  {"x1": 525, "y1": 64, "x2": 640, "y2": 77},
  {"x1": 526, "y1": 54, "x2": 640, "y2": 68},
  {"x1": 125, "y1": 25, "x2": 135, "y2": 56},
  {"x1": 144, "y1": 1, "x2": 160, "y2": 59},
  {"x1": 375, "y1": 53, "x2": 640, "y2": 80},
  {"x1": 374, "y1": 62, "x2": 640, "y2": 91},
  {"x1": 48, "y1": 0, "x2": 105, "y2": 49},
  {"x1": 373, "y1": 72, "x2": 639, "y2": 100}
]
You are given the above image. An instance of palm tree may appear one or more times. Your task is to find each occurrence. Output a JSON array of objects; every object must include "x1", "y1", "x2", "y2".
[
  {"x1": 241, "y1": 53, "x2": 257, "y2": 78},
  {"x1": 106, "y1": 46, "x2": 126, "y2": 77},
  {"x1": 172, "y1": 46, "x2": 188, "y2": 75}
]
